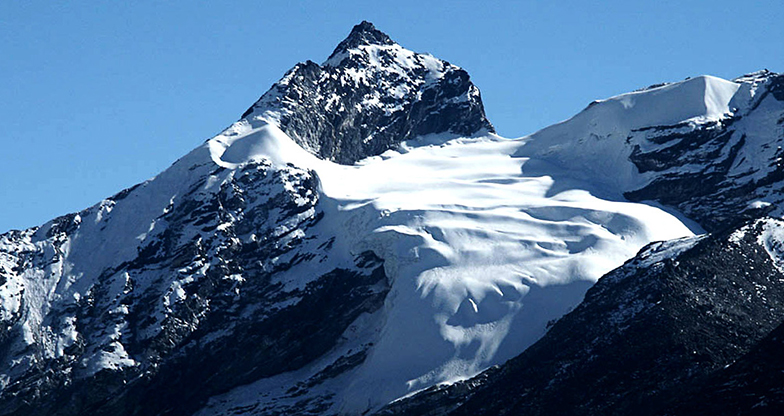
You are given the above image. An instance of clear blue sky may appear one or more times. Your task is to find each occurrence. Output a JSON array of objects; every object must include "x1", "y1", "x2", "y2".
[{"x1": 2, "y1": 0, "x2": 782, "y2": 233}]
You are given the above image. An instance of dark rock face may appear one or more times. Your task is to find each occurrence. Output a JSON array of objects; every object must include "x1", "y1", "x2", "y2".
[
  {"x1": 241, "y1": 21, "x2": 494, "y2": 164},
  {"x1": 0, "y1": 160, "x2": 390, "y2": 416},
  {"x1": 664, "y1": 321, "x2": 784, "y2": 415},
  {"x1": 382, "y1": 218, "x2": 784, "y2": 415},
  {"x1": 329, "y1": 20, "x2": 394, "y2": 52},
  {"x1": 625, "y1": 71, "x2": 784, "y2": 232}
]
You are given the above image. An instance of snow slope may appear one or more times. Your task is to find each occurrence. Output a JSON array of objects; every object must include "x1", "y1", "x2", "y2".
[
  {"x1": 518, "y1": 75, "x2": 740, "y2": 191},
  {"x1": 195, "y1": 116, "x2": 695, "y2": 414},
  {"x1": 514, "y1": 70, "x2": 784, "y2": 233},
  {"x1": 198, "y1": 71, "x2": 784, "y2": 413}
]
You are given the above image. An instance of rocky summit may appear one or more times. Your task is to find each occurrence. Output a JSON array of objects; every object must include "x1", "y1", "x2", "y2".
[
  {"x1": 2, "y1": 21, "x2": 784, "y2": 416},
  {"x1": 241, "y1": 21, "x2": 494, "y2": 164}
]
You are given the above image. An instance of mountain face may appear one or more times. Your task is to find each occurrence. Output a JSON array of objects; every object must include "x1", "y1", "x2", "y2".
[
  {"x1": 380, "y1": 218, "x2": 784, "y2": 415},
  {"x1": 2, "y1": 21, "x2": 784, "y2": 416},
  {"x1": 0, "y1": 157, "x2": 388, "y2": 416},
  {"x1": 521, "y1": 71, "x2": 784, "y2": 232},
  {"x1": 625, "y1": 72, "x2": 784, "y2": 232},
  {"x1": 241, "y1": 21, "x2": 493, "y2": 164},
  {"x1": 666, "y1": 317, "x2": 784, "y2": 415}
]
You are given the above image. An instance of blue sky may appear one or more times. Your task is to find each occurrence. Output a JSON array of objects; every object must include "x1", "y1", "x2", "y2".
[{"x1": 2, "y1": 0, "x2": 782, "y2": 233}]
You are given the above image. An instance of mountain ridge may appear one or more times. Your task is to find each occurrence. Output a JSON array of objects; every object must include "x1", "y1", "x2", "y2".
[{"x1": 2, "y1": 21, "x2": 784, "y2": 416}]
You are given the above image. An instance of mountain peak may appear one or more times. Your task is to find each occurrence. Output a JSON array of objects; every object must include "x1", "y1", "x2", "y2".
[
  {"x1": 242, "y1": 21, "x2": 494, "y2": 164},
  {"x1": 733, "y1": 68, "x2": 773, "y2": 83},
  {"x1": 328, "y1": 21, "x2": 394, "y2": 58}
]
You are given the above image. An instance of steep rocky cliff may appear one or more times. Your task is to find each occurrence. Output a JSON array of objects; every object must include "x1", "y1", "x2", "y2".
[{"x1": 241, "y1": 21, "x2": 493, "y2": 164}]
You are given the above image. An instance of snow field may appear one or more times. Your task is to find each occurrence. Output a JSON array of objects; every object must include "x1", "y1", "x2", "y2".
[{"x1": 203, "y1": 119, "x2": 695, "y2": 412}]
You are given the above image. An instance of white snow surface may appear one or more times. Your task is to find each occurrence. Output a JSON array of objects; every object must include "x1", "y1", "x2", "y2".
[
  {"x1": 756, "y1": 218, "x2": 784, "y2": 273},
  {"x1": 198, "y1": 116, "x2": 695, "y2": 413},
  {"x1": 519, "y1": 75, "x2": 741, "y2": 191}
]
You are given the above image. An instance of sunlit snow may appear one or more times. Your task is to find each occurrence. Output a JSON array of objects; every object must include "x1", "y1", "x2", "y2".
[{"x1": 200, "y1": 106, "x2": 695, "y2": 411}]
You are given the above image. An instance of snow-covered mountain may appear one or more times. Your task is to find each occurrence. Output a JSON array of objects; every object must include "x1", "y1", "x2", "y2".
[
  {"x1": 2, "y1": 21, "x2": 784, "y2": 415},
  {"x1": 521, "y1": 70, "x2": 784, "y2": 231}
]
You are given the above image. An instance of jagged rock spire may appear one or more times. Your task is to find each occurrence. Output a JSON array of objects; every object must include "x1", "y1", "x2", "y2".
[
  {"x1": 242, "y1": 21, "x2": 494, "y2": 164},
  {"x1": 327, "y1": 21, "x2": 394, "y2": 60}
]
